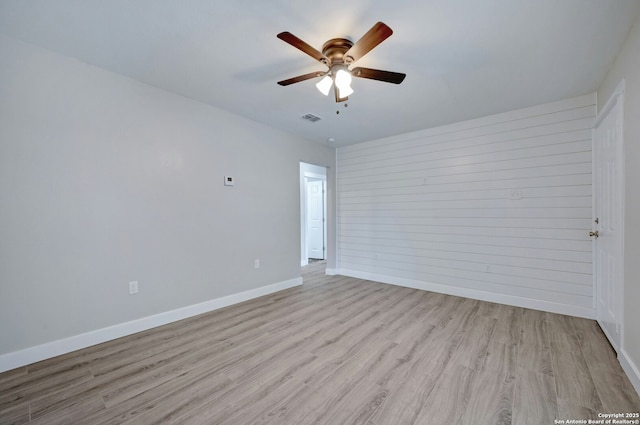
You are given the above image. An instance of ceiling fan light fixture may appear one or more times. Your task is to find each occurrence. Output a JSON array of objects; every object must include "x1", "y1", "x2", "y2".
[
  {"x1": 277, "y1": 22, "x2": 404, "y2": 102},
  {"x1": 315, "y1": 75, "x2": 333, "y2": 96},
  {"x1": 338, "y1": 84, "x2": 354, "y2": 98},
  {"x1": 333, "y1": 66, "x2": 353, "y2": 99},
  {"x1": 334, "y1": 67, "x2": 352, "y2": 90}
]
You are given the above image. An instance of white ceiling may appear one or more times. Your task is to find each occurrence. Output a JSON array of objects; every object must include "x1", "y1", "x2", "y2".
[{"x1": 1, "y1": 0, "x2": 639, "y2": 147}]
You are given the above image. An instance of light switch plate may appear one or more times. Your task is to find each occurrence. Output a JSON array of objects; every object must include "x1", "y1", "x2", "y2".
[{"x1": 129, "y1": 281, "x2": 139, "y2": 295}]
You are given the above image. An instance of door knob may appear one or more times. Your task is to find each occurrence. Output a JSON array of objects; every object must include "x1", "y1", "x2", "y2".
[{"x1": 589, "y1": 231, "x2": 599, "y2": 238}]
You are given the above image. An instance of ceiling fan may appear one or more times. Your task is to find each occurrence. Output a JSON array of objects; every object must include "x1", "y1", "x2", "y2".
[{"x1": 277, "y1": 22, "x2": 406, "y2": 102}]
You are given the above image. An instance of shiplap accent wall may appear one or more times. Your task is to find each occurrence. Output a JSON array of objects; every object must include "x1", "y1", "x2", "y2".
[{"x1": 336, "y1": 94, "x2": 596, "y2": 318}]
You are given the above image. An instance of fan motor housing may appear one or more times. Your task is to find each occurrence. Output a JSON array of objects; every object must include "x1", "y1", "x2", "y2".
[{"x1": 322, "y1": 38, "x2": 354, "y2": 64}]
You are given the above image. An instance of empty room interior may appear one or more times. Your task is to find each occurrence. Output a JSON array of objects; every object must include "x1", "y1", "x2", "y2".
[{"x1": 2, "y1": 1, "x2": 640, "y2": 424}]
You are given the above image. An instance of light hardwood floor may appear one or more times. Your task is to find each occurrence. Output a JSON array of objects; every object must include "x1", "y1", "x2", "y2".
[{"x1": 1, "y1": 261, "x2": 638, "y2": 424}]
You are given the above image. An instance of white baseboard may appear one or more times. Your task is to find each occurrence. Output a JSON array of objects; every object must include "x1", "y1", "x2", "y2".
[
  {"x1": 0, "y1": 277, "x2": 302, "y2": 373},
  {"x1": 325, "y1": 268, "x2": 339, "y2": 276},
  {"x1": 336, "y1": 268, "x2": 595, "y2": 319},
  {"x1": 620, "y1": 348, "x2": 640, "y2": 398}
]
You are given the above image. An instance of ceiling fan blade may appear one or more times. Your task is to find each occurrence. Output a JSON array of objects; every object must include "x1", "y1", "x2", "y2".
[
  {"x1": 351, "y1": 67, "x2": 406, "y2": 84},
  {"x1": 344, "y1": 22, "x2": 393, "y2": 64},
  {"x1": 277, "y1": 32, "x2": 329, "y2": 64},
  {"x1": 277, "y1": 71, "x2": 326, "y2": 86}
]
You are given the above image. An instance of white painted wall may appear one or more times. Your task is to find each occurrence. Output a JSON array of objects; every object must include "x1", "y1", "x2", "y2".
[
  {"x1": 597, "y1": 14, "x2": 640, "y2": 394},
  {"x1": 336, "y1": 94, "x2": 596, "y2": 318},
  {"x1": 0, "y1": 34, "x2": 335, "y2": 364}
]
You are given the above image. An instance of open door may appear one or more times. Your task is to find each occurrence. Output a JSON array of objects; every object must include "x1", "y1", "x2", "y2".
[
  {"x1": 307, "y1": 179, "x2": 325, "y2": 260},
  {"x1": 593, "y1": 80, "x2": 625, "y2": 352},
  {"x1": 300, "y1": 162, "x2": 327, "y2": 266}
]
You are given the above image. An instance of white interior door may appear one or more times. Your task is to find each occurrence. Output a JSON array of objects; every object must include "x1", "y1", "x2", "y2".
[
  {"x1": 307, "y1": 180, "x2": 325, "y2": 260},
  {"x1": 593, "y1": 82, "x2": 625, "y2": 352}
]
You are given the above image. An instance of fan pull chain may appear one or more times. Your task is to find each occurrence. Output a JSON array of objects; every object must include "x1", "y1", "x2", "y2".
[{"x1": 336, "y1": 103, "x2": 348, "y2": 115}]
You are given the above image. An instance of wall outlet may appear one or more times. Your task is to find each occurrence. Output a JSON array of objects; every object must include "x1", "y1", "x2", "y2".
[
  {"x1": 129, "y1": 281, "x2": 139, "y2": 295},
  {"x1": 224, "y1": 176, "x2": 235, "y2": 186},
  {"x1": 254, "y1": 259, "x2": 260, "y2": 269}
]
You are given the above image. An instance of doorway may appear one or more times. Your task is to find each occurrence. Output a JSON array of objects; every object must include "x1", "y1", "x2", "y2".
[
  {"x1": 300, "y1": 162, "x2": 327, "y2": 267},
  {"x1": 593, "y1": 80, "x2": 625, "y2": 352}
]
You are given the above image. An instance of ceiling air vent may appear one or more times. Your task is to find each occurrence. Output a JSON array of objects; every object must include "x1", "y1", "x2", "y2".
[{"x1": 300, "y1": 113, "x2": 323, "y2": 123}]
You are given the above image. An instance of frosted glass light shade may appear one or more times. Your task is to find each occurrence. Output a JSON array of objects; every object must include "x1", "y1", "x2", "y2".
[
  {"x1": 334, "y1": 69, "x2": 352, "y2": 90},
  {"x1": 338, "y1": 84, "x2": 354, "y2": 98},
  {"x1": 315, "y1": 75, "x2": 333, "y2": 96}
]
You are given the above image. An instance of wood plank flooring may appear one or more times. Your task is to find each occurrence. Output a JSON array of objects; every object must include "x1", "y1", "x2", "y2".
[{"x1": 1, "y1": 261, "x2": 638, "y2": 424}]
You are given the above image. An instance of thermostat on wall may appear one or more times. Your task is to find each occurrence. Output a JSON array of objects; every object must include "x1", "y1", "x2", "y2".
[{"x1": 224, "y1": 176, "x2": 235, "y2": 186}]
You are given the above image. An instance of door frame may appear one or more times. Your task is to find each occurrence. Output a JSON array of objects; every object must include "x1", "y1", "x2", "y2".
[
  {"x1": 300, "y1": 163, "x2": 327, "y2": 266},
  {"x1": 592, "y1": 79, "x2": 625, "y2": 351},
  {"x1": 306, "y1": 178, "x2": 326, "y2": 261}
]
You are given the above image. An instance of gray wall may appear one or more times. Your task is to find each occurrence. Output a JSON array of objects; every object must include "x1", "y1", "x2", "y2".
[
  {"x1": 0, "y1": 34, "x2": 335, "y2": 356},
  {"x1": 597, "y1": 14, "x2": 640, "y2": 391}
]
